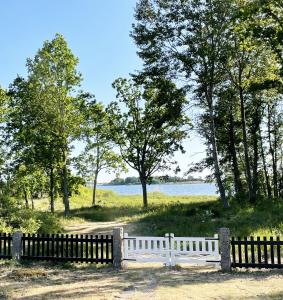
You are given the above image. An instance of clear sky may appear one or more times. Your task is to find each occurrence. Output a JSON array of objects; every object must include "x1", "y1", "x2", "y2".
[{"x1": 1, "y1": 0, "x2": 207, "y2": 182}]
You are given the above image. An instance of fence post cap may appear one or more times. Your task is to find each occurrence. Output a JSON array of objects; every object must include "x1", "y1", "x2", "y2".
[
  {"x1": 12, "y1": 231, "x2": 23, "y2": 238},
  {"x1": 219, "y1": 227, "x2": 230, "y2": 231}
]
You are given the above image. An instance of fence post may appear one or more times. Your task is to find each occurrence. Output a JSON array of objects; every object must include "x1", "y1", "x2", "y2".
[
  {"x1": 113, "y1": 227, "x2": 124, "y2": 269},
  {"x1": 219, "y1": 227, "x2": 231, "y2": 272},
  {"x1": 12, "y1": 231, "x2": 23, "y2": 261}
]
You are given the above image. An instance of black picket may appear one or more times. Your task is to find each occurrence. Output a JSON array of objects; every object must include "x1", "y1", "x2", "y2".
[
  {"x1": 0, "y1": 233, "x2": 12, "y2": 259},
  {"x1": 231, "y1": 236, "x2": 283, "y2": 269},
  {"x1": 20, "y1": 233, "x2": 113, "y2": 264}
]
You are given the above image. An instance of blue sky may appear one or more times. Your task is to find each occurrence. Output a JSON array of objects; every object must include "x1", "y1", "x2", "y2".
[{"x1": 1, "y1": 0, "x2": 206, "y2": 182}]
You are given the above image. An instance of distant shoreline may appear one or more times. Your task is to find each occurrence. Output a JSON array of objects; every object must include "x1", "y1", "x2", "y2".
[{"x1": 97, "y1": 181, "x2": 213, "y2": 186}]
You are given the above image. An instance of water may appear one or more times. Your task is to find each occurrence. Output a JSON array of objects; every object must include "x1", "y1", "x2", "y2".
[{"x1": 97, "y1": 183, "x2": 217, "y2": 196}]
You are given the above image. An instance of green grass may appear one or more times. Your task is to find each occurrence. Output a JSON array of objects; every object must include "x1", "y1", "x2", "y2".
[{"x1": 34, "y1": 186, "x2": 283, "y2": 238}]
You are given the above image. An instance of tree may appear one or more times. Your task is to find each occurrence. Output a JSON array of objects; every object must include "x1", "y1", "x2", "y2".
[
  {"x1": 133, "y1": 0, "x2": 283, "y2": 206},
  {"x1": 11, "y1": 164, "x2": 48, "y2": 209},
  {"x1": 75, "y1": 97, "x2": 126, "y2": 206},
  {"x1": 132, "y1": 0, "x2": 234, "y2": 207},
  {"x1": 107, "y1": 78, "x2": 190, "y2": 207},
  {"x1": 0, "y1": 88, "x2": 10, "y2": 191},
  {"x1": 8, "y1": 34, "x2": 83, "y2": 215}
]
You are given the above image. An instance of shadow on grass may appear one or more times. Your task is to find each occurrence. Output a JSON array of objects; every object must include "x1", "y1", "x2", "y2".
[{"x1": 63, "y1": 199, "x2": 283, "y2": 237}]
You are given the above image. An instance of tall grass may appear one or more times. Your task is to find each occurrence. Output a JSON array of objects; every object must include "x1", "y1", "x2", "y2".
[{"x1": 34, "y1": 186, "x2": 283, "y2": 238}]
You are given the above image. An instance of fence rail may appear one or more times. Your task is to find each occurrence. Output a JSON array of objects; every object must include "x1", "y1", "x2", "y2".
[
  {"x1": 0, "y1": 233, "x2": 12, "y2": 260},
  {"x1": 231, "y1": 236, "x2": 283, "y2": 269},
  {"x1": 21, "y1": 233, "x2": 113, "y2": 264}
]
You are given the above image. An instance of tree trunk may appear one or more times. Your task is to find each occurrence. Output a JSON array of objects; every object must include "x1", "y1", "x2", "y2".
[
  {"x1": 92, "y1": 170, "x2": 99, "y2": 206},
  {"x1": 239, "y1": 87, "x2": 253, "y2": 202},
  {"x1": 259, "y1": 128, "x2": 272, "y2": 198},
  {"x1": 228, "y1": 110, "x2": 243, "y2": 195},
  {"x1": 24, "y1": 189, "x2": 29, "y2": 209},
  {"x1": 208, "y1": 104, "x2": 228, "y2": 208},
  {"x1": 140, "y1": 176, "x2": 148, "y2": 208},
  {"x1": 92, "y1": 145, "x2": 100, "y2": 206},
  {"x1": 251, "y1": 101, "x2": 261, "y2": 203},
  {"x1": 50, "y1": 167, "x2": 55, "y2": 213},
  {"x1": 268, "y1": 105, "x2": 278, "y2": 198},
  {"x1": 279, "y1": 148, "x2": 283, "y2": 198},
  {"x1": 251, "y1": 129, "x2": 259, "y2": 203},
  {"x1": 62, "y1": 163, "x2": 70, "y2": 216},
  {"x1": 31, "y1": 197, "x2": 35, "y2": 210}
]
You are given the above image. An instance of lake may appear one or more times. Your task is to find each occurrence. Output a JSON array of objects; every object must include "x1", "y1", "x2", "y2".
[{"x1": 97, "y1": 183, "x2": 217, "y2": 196}]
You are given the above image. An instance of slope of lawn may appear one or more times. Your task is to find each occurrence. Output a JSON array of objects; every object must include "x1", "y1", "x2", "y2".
[{"x1": 35, "y1": 186, "x2": 283, "y2": 238}]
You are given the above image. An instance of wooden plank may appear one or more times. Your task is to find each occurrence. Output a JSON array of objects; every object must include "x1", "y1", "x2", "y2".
[
  {"x1": 231, "y1": 237, "x2": 236, "y2": 264},
  {"x1": 0, "y1": 234, "x2": 2, "y2": 256},
  {"x1": 61, "y1": 234, "x2": 64, "y2": 258},
  {"x1": 46, "y1": 234, "x2": 50, "y2": 257},
  {"x1": 111, "y1": 235, "x2": 113, "y2": 260},
  {"x1": 42, "y1": 234, "x2": 45, "y2": 257},
  {"x1": 250, "y1": 237, "x2": 255, "y2": 264},
  {"x1": 90, "y1": 235, "x2": 94, "y2": 260},
  {"x1": 65, "y1": 234, "x2": 69, "y2": 258},
  {"x1": 4, "y1": 233, "x2": 7, "y2": 256},
  {"x1": 8, "y1": 234, "x2": 11, "y2": 257},
  {"x1": 28, "y1": 234, "x2": 31, "y2": 256},
  {"x1": 270, "y1": 237, "x2": 274, "y2": 264},
  {"x1": 56, "y1": 234, "x2": 59, "y2": 258},
  {"x1": 257, "y1": 237, "x2": 261, "y2": 264},
  {"x1": 277, "y1": 236, "x2": 281, "y2": 265},
  {"x1": 106, "y1": 235, "x2": 109, "y2": 261},
  {"x1": 263, "y1": 237, "x2": 268, "y2": 264},
  {"x1": 70, "y1": 234, "x2": 73, "y2": 258},
  {"x1": 22, "y1": 234, "x2": 25, "y2": 257},
  {"x1": 86, "y1": 235, "x2": 89, "y2": 260},
  {"x1": 80, "y1": 235, "x2": 84, "y2": 261},
  {"x1": 32, "y1": 234, "x2": 36, "y2": 257},
  {"x1": 232, "y1": 262, "x2": 283, "y2": 269},
  {"x1": 244, "y1": 237, "x2": 248, "y2": 264},
  {"x1": 51, "y1": 234, "x2": 55, "y2": 257},
  {"x1": 95, "y1": 235, "x2": 98, "y2": 263},
  {"x1": 75, "y1": 234, "x2": 79, "y2": 262},
  {"x1": 237, "y1": 237, "x2": 242, "y2": 264},
  {"x1": 101, "y1": 235, "x2": 104, "y2": 263},
  {"x1": 37, "y1": 234, "x2": 40, "y2": 257}
]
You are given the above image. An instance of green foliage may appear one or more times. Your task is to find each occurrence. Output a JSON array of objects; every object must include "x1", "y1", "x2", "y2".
[
  {"x1": 133, "y1": 0, "x2": 283, "y2": 205},
  {"x1": 74, "y1": 99, "x2": 126, "y2": 205},
  {"x1": 107, "y1": 78, "x2": 190, "y2": 206},
  {"x1": 7, "y1": 34, "x2": 85, "y2": 215},
  {"x1": 0, "y1": 191, "x2": 62, "y2": 234}
]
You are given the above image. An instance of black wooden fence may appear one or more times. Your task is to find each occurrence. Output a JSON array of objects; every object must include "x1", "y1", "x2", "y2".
[
  {"x1": 231, "y1": 236, "x2": 283, "y2": 269},
  {"x1": 21, "y1": 233, "x2": 113, "y2": 264},
  {"x1": 0, "y1": 233, "x2": 12, "y2": 260}
]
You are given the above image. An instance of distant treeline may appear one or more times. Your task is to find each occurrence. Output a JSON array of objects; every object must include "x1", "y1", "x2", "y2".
[{"x1": 106, "y1": 175, "x2": 204, "y2": 185}]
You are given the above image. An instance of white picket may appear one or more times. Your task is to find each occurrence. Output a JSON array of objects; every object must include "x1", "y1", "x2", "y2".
[{"x1": 124, "y1": 232, "x2": 220, "y2": 266}]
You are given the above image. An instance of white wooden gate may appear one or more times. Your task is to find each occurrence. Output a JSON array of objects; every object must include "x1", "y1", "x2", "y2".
[{"x1": 124, "y1": 233, "x2": 220, "y2": 266}]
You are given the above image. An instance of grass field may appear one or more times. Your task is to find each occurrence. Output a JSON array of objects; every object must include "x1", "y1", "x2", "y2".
[{"x1": 35, "y1": 186, "x2": 283, "y2": 238}]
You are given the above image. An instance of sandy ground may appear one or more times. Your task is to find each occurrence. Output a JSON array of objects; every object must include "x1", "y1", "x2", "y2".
[{"x1": 1, "y1": 263, "x2": 283, "y2": 300}]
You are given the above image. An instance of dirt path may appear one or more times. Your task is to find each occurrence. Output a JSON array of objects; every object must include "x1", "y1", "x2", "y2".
[
  {"x1": 64, "y1": 220, "x2": 136, "y2": 236},
  {"x1": 1, "y1": 264, "x2": 283, "y2": 299}
]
